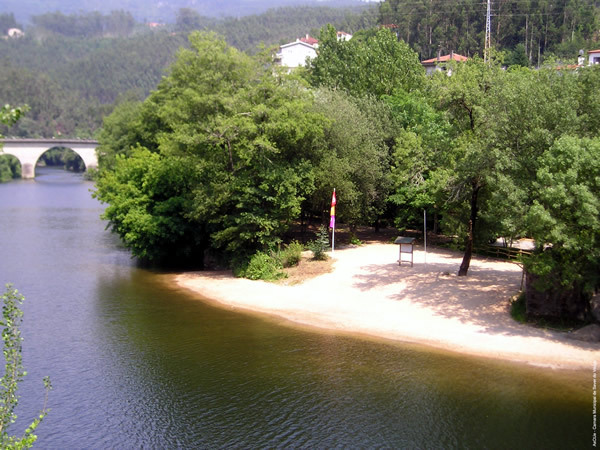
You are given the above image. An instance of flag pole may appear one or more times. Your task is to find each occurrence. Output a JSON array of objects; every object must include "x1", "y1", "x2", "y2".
[
  {"x1": 332, "y1": 224, "x2": 335, "y2": 254},
  {"x1": 329, "y1": 188, "x2": 336, "y2": 254}
]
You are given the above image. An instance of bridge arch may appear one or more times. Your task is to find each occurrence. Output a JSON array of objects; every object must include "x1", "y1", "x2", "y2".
[{"x1": 0, "y1": 139, "x2": 98, "y2": 179}]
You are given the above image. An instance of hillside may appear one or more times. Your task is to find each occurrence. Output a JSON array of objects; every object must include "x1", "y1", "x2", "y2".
[{"x1": 0, "y1": 0, "x2": 373, "y2": 24}]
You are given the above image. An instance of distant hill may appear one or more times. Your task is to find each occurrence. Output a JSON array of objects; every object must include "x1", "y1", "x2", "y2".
[{"x1": 0, "y1": 0, "x2": 375, "y2": 25}]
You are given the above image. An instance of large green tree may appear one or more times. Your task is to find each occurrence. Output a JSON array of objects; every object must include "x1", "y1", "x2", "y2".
[
  {"x1": 309, "y1": 25, "x2": 424, "y2": 98},
  {"x1": 95, "y1": 32, "x2": 324, "y2": 266},
  {"x1": 525, "y1": 135, "x2": 600, "y2": 299},
  {"x1": 308, "y1": 89, "x2": 395, "y2": 229}
]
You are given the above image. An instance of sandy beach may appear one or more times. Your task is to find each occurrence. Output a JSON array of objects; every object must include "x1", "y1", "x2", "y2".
[{"x1": 174, "y1": 244, "x2": 598, "y2": 371}]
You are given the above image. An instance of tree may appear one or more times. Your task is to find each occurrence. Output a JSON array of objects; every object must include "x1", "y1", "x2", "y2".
[
  {"x1": 0, "y1": 284, "x2": 52, "y2": 449},
  {"x1": 385, "y1": 88, "x2": 452, "y2": 232},
  {"x1": 175, "y1": 8, "x2": 211, "y2": 33},
  {"x1": 95, "y1": 32, "x2": 325, "y2": 266},
  {"x1": 428, "y1": 58, "x2": 504, "y2": 276},
  {"x1": 308, "y1": 89, "x2": 394, "y2": 229},
  {"x1": 309, "y1": 25, "x2": 424, "y2": 98},
  {"x1": 504, "y1": 44, "x2": 529, "y2": 67},
  {"x1": 0, "y1": 13, "x2": 20, "y2": 35},
  {"x1": 525, "y1": 136, "x2": 600, "y2": 296},
  {"x1": 0, "y1": 104, "x2": 28, "y2": 182}
]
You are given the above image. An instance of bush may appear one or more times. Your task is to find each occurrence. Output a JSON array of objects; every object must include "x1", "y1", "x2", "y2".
[
  {"x1": 349, "y1": 233, "x2": 363, "y2": 246},
  {"x1": 243, "y1": 251, "x2": 286, "y2": 281},
  {"x1": 308, "y1": 226, "x2": 330, "y2": 260},
  {"x1": 279, "y1": 241, "x2": 303, "y2": 268}
]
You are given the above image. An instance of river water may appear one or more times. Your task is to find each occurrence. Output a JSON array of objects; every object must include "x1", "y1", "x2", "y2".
[{"x1": 0, "y1": 167, "x2": 592, "y2": 448}]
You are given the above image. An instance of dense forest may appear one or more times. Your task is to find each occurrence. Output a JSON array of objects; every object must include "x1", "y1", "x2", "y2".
[
  {"x1": 0, "y1": 0, "x2": 371, "y2": 24},
  {"x1": 379, "y1": 0, "x2": 600, "y2": 62},
  {"x1": 0, "y1": 5, "x2": 374, "y2": 139}
]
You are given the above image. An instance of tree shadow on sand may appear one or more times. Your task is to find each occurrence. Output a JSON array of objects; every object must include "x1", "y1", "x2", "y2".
[{"x1": 351, "y1": 248, "x2": 597, "y2": 352}]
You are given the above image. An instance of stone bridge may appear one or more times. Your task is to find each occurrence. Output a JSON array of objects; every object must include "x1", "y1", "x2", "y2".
[{"x1": 0, "y1": 138, "x2": 98, "y2": 179}]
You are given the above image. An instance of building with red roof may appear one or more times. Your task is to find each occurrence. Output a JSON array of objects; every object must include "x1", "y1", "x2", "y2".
[
  {"x1": 421, "y1": 52, "x2": 469, "y2": 75},
  {"x1": 588, "y1": 49, "x2": 600, "y2": 65}
]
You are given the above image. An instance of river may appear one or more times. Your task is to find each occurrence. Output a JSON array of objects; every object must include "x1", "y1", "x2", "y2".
[{"x1": 0, "y1": 167, "x2": 592, "y2": 448}]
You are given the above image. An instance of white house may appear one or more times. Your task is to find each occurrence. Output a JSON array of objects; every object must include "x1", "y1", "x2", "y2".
[
  {"x1": 275, "y1": 31, "x2": 353, "y2": 69},
  {"x1": 588, "y1": 49, "x2": 600, "y2": 65},
  {"x1": 7, "y1": 28, "x2": 24, "y2": 38},
  {"x1": 275, "y1": 35, "x2": 319, "y2": 69},
  {"x1": 337, "y1": 31, "x2": 352, "y2": 41},
  {"x1": 421, "y1": 52, "x2": 469, "y2": 75}
]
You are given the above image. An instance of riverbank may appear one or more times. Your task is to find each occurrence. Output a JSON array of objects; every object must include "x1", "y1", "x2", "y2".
[{"x1": 174, "y1": 244, "x2": 598, "y2": 371}]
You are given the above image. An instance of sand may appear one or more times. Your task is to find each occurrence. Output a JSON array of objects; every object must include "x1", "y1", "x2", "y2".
[{"x1": 174, "y1": 244, "x2": 599, "y2": 371}]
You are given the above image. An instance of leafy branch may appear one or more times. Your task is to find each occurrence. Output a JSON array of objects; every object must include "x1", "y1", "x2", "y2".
[{"x1": 0, "y1": 284, "x2": 51, "y2": 449}]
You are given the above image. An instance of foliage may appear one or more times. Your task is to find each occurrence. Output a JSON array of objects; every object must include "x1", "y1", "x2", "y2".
[
  {"x1": 385, "y1": 88, "x2": 451, "y2": 230},
  {"x1": 0, "y1": 104, "x2": 27, "y2": 127},
  {"x1": 524, "y1": 136, "x2": 600, "y2": 292},
  {"x1": 94, "y1": 146, "x2": 205, "y2": 264},
  {"x1": 308, "y1": 89, "x2": 394, "y2": 228},
  {"x1": 310, "y1": 25, "x2": 424, "y2": 97},
  {"x1": 504, "y1": 44, "x2": 529, "y2": 68},
  {"x1": 349, "y1": 233, "x2": 362, "y2": 246},
  {"x1": 31, "y1": 11, "x2": 135, "y2": 39},
  {"x1": 0, "y1": 104, "x2": 26, "y2": 183},
  {"x1": 241, "y1": 252, "x2": 286, "y2": 281},
  {"x1": 378, "y1": 0, "x2": 600, "y2": 62},
  {"x1": 308, "y1": 226, "x2": 330, "y2": 261},
  {"x1": 0, "y1": 13, "x2": 20, "y2": 35},
  {"x1": 0, "y1": 156, "x2": 21, "y2": 183},
  {"x1": 278, "y1": 241, "x2": 304, "y2": 268},
  {"x1": 0, "y1": 284, "x2": 51, "y2": 449},
  {"x1": 211, "y1": 5, "x2": 373, "y2": 54},
  {"x1": 95, "y1": 32, "x2": 324, "y2": 265},
  {"x1": 38, "y1": 148, "x2": 85, "y2": 172}
]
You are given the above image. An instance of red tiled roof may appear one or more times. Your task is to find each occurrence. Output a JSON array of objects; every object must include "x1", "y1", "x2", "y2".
[
  {"x1": 588, "y1": 49, "x2": 600, "y2": 54},
  {"x1": 300, "y1": 35, "x2": 318, "y2": 45},
  {"x1": 422, "y1": 53, "x2": 469, "y2": 64}
]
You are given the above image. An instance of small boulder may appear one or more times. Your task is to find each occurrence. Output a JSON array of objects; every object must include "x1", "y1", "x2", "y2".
[{"x1": 568, "y1": 324, "x2": 600, "y2": 343}]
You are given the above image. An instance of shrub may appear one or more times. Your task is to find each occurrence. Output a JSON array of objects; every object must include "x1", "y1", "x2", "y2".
[
  {"x1": 243, "y1": 251, "x2": 286, "y2": 281},
  {"x1": 349, "y1": 233, "x2": 363, "y2": 246},
  {"x1": 308, "y1": 226, "x2": 330, "y2": 260},
  {"x1": 279, "y1": 241, "x2": 303, "y2": 268}
]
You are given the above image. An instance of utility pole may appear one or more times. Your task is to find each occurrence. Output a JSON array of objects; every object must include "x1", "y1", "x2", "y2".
[{"x1": 484, "y1": 0, "x2": 492, "y2": 63}]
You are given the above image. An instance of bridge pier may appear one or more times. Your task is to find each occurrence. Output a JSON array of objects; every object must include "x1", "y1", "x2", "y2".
[{"x1": 22, "y1": 163, "x2": 35, "y2": 179}]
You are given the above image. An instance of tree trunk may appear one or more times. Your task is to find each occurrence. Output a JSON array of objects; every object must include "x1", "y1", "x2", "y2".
[{"x1": 458, "y1": 181, "x2": 481, "y2": 276}]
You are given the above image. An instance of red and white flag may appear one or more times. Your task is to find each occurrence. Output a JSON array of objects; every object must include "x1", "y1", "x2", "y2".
[{"x1": 329, "y1": 189, "x2": 336, "y2": 229}]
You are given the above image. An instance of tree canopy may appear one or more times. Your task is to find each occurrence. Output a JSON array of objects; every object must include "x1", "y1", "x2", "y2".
[{"x1": 95, "y1": 32, "x2": 325, "y2": 265}]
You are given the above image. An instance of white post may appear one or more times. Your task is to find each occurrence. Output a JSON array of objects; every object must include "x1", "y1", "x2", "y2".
[
  {"x1": 424, "y1": 209, "x2": 427, "y2": 264},
  {"x1": 331, "y1": 227, "x2": 335, "y2": 254}
]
